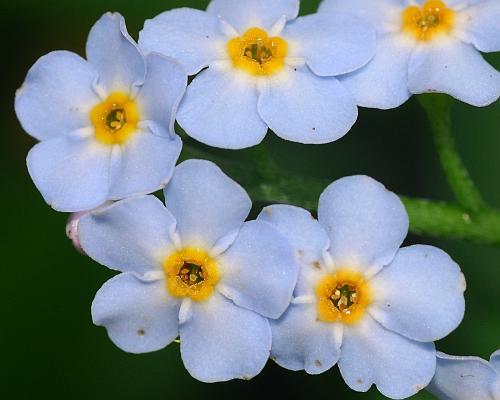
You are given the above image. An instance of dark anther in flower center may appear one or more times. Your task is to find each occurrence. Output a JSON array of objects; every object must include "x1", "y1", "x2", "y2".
[
  {"x1": 330, "y1": 283, "x2": 358, "y2": 312},
  {"x1": 178, "y1": 262, "x2": 205, "y2": 286},
  {"x1": 244, "y1": 42, "x2": 274, "y2": 65},
  {"x1": 418, "y1": 14, "x2": 440, "y2": 31},
  {"x1": 106, "y1": 108, "x2": 127, "y2": 131}
]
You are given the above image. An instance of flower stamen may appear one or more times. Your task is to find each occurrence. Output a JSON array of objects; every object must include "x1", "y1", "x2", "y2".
[
  {"x1": 90, "y1": 92, "x2": 139, "y2": 145},
  {"x1": 316, "y1": 269, "x2": 371, "y2": 324},
  {"x1": 227, "y1": 27, "x2": 288, "y2": 76},
  {"x1": 402, "y1": 0, "x2": 455, "y2": 41},
  {"x1": 163, "y1": 248, "x2": 219, "y2": 301}
]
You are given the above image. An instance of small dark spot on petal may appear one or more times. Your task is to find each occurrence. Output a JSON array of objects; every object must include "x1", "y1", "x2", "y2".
[
  {"x1": 297, "y1": 249, "x2": 304, "y2": 258},
  {"x1": 386, "y1": 303, "x2": 391, "y2": 307},
  {"x1": 312, "y1": 127, "x2": 316, "y2": 131},
  {"x1": 312, "y1": 261, "x2": 321, "y2": 269},
  {"x1": 357, "y1": 379, "x2": 363, "y2": 384},
  {"x1": 137, "y1": 329, "x2": 146, "y2": 336},
  {"x1": 293, "y1": 68, "x2": 297, "y2": 71},
  {"x1": 314, "y1": 360, "x2": 322, "y2": 367}
]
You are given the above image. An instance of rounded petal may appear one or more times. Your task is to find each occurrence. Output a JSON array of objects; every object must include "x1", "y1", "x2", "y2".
[
  {"x1": 408, "y1": 39, "x2": 500, "y2": 106},
  {"x1": 318, "y1": 0, "x2": 405, "y2": 35},
  {"x1": 79, "y1": 196, "x2": 178, "y2": 274},
  {"x1": 15, "y1": 51, "x2": 99, "y2": 141},
  {"x1": 491, "y1": 350, "x2": 500, "y2": 373},
  {"x1": 270, "y1": 302, "x2": 342, "y2": 374},
  {"x1": 258, "y1": 67, "x2": 357, "y2": 144},
  {"x1": 461, "y1": 0, "x2": 500, "y2": 52},
  {"x1": 27, "y1": 135, "x2": 111, "y2": 212},
  {"x1": 92, "y1": 272, "x2": 180, "y2": 354},
  {"x1": 339, "y1": 34, "x2": 413, "y2": 109},
  {"x1": 179, "y1": 292, "x2": 271, "y2": 382},
  {"x1": 257, "y1": 205, "x2": 330, "y2": 297},
  {"x1": 207, "y1": 0, "x2": 300, "y2": 32},
  {"x1": 217, "y1": 220, "x2": 299, "y2": 319},
  {"x1": 427, "y1": 352, "x2": 498, "y2": 400},
  {"x1": 283, "y1": 13, "x2": 376, "y2": 76},
  {"x1": 339, "y1": 316, "x2": 436, "y2": 399},
  {"x1": 369, "y1": 245, "x2": 465, "y2": 342},
  {"x1": 139, "y1": 8, "x2": 225, "y2": 75},
  {"x1": 108, "y1": 131, "x2": 182, "y2": 200},
  {"x1": 164, "y1": 159, "x2": 251, "y2": 249},
  {"x1": 177, "y1": 67, "x2": 267, "y2": 149},
  {"x1": 318, "y1": 176, "x2": 409, "y2": 274},
  {"x1": 136, "y1": 53, "x2": 187, "y2": 134},
  {"x1": 86, "y1": 12, "x2": 146, "y2": 93}
]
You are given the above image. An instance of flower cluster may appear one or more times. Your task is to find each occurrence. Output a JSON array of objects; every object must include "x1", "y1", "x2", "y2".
[{"x1": 14, "y1": 0, "x2": 500, "y2": 399}]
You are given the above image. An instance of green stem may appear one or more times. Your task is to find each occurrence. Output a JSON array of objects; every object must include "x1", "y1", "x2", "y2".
[
  {"x1": 418, "y1": 94, "x2": 486, "y2": 213},
  {"x1": 181, "y1": 142, "x2": 500, "y2": 246}
]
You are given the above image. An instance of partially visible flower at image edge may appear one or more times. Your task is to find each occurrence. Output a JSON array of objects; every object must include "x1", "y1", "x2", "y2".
[
  {"x1": 259, "y1": 175, "x2": 466, "y2": 399},
  {"x1": 320, "y1": 0, "x2": 500, "y2": 109},
  {"x1": 427, "y1": 349, "x2": 500, "y2": 400},
  {"x1": 78, "y1": 159, "x2": 300, "y2": 382},
  {"x1": 138, "y1": 0, "x2": 377, "y2": 148},
  {"x1": 15, "y1": 12, "x2": 186, "y2": 212}
]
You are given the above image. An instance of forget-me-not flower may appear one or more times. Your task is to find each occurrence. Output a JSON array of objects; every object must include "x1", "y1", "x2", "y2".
[
  {"x1": 320, "y1": 0, "x2": 500, "y2": 109},
  {"x1": 427, "y1": 350, "x2": 500, "y2": 400},
  {"x1": 78, "y1": 159, "x2": 299, "y2": 382},
  {"x1": 15, "y1": 13, "x2": 186, "y2": 212},
  {"x1": 258, "y1": 176, "x2": 466, "y2": 399},
  {"x1": 138, "y1": 0, "x2": 376, "y2": 148}
]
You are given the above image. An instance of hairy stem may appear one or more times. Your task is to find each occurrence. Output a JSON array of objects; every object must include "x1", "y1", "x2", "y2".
[
  {"x1": 418, "y1": 94, "x2": 486, "y2": 213},
  {"x1": 181, "y1": 142, "x2": 500, "y2": 246}
]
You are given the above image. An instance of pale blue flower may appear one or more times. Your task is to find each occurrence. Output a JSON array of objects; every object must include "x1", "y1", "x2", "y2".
[
  {"x1": 427, "y1": 350, "x2": 500, "y2": 399},
  {"x1": 78, "y1": 159, "x2": 299, "y2": 382},
  {"x1": 138, "y1": 0, "x2": 376, "y2": 149},
  {"x1": 258, "y1": 176, "x2": 466, "y2": 399},
  {"x1": 15, "y1": 13, "x2": 186, "y2": 212},
  {"x1": 320, "y1": 0, "x2": 500, "y2": 109}
]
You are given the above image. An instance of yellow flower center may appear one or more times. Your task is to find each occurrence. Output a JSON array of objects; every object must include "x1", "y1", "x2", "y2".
[
  {"x1": 402, "y1": 0, "x2": 455, "y2": 41},
  {"x1": 90, "y1": 92, "x2": 139, "y2": 145},
  {"x1": 316, "y1": 269, "x2": 372, "y2": 325},
  {"x1": 227, "y1": 27, "x2": 288, "y2": 76},
  {"x1": 163, "y1": 248, "x2": 220, "y2": 302}
]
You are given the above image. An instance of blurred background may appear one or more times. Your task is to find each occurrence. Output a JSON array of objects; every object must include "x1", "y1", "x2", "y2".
[{"x1": 1, "y1": 1, "x2": 499, "y2": 399}]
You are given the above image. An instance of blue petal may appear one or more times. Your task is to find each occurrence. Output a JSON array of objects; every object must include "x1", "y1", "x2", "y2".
[
  {"x1": 86, "y1": 13, "x2": 146, "y2": 93},
  {"x1": 491, "y1": 350, "x2": 500, "y2": 373},
  {"x1": 283, "y1": 13, "x2": 376, "y2": 76},
  {"x1": 27, "y1": 135, "x2": 111, "y2": 212},
  {"x1": 270, "y1": 303, "x2": 342, "y2": 374},
  {"x1": 258, "y1": 205, "x2": 330, "y2": 298},
  {"x1": 164, "y1": 160, "x2": 251, "y2": 250},
  {"x1": 408, "y1": 38, "x2": 500, "y2": 106},
  {"x1": 15, "y1": 51, "x2": 99, "y2": 141},
  {"x1": 217, "y1": 220, "x2": 299, "y2": 319},
  {"x1": 108, "y1": 131, "x2": 182, "y2": 200},
  {"x1": 180, "y1": 292, "x2": 271, "y2": 382},
  {"x1": 177, "y1": 67, "x2": 267, "y2": 149},
  {"x1": 207, "y1": 0, "x2": 300, "y2": 32},
  {"x1": 339, "y1": 34, "x2": 413, "y2": 109},
  {"x1": 427, "y1": 352, "x2": 498, "y2": 400},
  {"x1": 258, "y1": 66, "x2": 357, "y2": 144},
  {"x1": 139, "y1": 8, "x2": 226, "y2": 76},
  {"x1": 318, "y1": 176, "x2": 408, "y2": 274},
  {"x1": 370, "y1": 245, "x2": 465, "y2": 342},
  {"x1": 339, "y1": 316, "x2": 436, "y2": 398},
  {"x1": 318, "y1": 0, "x2": 405, "y2": 35},
  {"x1": 79, "y1": 196, "x2": 178, "y2": 275},
  {"x1": 136, "y1": 53, "x2": 187, "y2": 135},
  {"x1": 92, "y1": 272, "x2": 180, "y2": 354},
  {"x1": 461, "y1": 0, "x2": 500, "y2": 52}
]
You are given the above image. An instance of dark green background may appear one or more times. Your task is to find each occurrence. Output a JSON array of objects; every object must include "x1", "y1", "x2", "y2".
[{"x1": 2, "y1": 1, "x2": 499, "y2": 399}]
